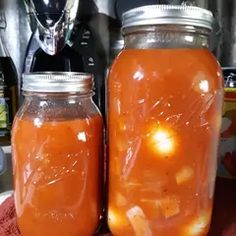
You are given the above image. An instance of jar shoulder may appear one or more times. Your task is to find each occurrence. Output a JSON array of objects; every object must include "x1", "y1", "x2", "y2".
[
  {"x1": 109, "y1": 48, "x2": 223, "y2": 90},
  {"x1": 15, "y1": 97, "x2": 101, "y2": 122}
]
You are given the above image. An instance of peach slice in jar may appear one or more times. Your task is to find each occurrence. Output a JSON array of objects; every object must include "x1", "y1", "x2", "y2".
[
  {"x1": 176, "y1": 166, "x2": 194, "y2": 185},
  {"x1": 126, "y1": 206, "x2": 152, "y2": 236},
  {"x1": 140, "y1": 198, "x2": 162, "y2": 219},
  {"x1": 157, "y1": 195, "x2": 181, "y2": 219}
]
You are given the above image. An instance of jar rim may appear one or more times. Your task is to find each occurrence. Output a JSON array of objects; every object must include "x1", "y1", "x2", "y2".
[
  {"x1": 122, "y1": 5, "x2": 213, "y2": 31},
  {"x1": 22, "y1": 72, "x2": 94, "y2": 93}
]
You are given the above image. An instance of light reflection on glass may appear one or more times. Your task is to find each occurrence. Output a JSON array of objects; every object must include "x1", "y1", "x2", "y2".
[
  {"x1": 40, "y1": 101, "x2": 48, "y2": 106},
  {"x1": 108, "y1": 208, "x2": 129, "y2": 228},
  {"x1": 199, "y1": 80, "x2": 209, "y2": 93},
  {"x1": 185, "y1": 35, "x2": 194, "y2": 42},
  {"x1": 133, "y1": 70, "x2": 144, "y2": 81},
  {"x1": 68, "y1": 99, "x2": 76, "y2": 104},
  {"x1": 151, "y1": 129, "x2": 175, "y2": 155},
  {"x1": 77, "y1": 132, "x2": 87, "y2": 142},
  {"x1": 34, "y1": 118, "x2": 43, "y2": 128}
]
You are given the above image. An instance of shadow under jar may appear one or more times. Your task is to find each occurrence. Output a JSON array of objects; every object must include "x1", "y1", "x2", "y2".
[
  {"x1": 108, "y1": 5, "x2": 224, "y2": 236},
  {"x1": 12, "y1": 72, "x2": 103, "y2": 236}
]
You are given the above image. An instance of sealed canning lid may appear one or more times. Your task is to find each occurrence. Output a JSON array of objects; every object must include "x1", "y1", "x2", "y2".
[
  {"x1": 22, "y1": 72, "x2": 94, "y2": 93},
  {"x1": 122, "y1": 5, "x2": 214, "y2": 30}
]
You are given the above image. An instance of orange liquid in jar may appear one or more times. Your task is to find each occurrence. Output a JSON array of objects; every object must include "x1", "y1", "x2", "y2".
[
  {"x1": 12, "y1": 115, "x2": 103, "y2": 236},
  {"x1": 108, "y1": 49, "x2": 223, "y2": 236}
]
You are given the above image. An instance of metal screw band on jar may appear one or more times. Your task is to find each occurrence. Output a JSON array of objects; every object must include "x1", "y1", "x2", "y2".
[
  {"x1": 122, "y1": 5, "x2": 214, "y2": 30},
  {"x1": 22, "y1": 72, "x2": 94, "y2": 93}
]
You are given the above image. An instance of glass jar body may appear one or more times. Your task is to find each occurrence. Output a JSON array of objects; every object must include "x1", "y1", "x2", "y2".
[
  {"x1": 108, "y1": 25, "x2": 224, "y2": 236},
  {"x1": 12, "y1": 92, "x2": 103, "y2": 236}
]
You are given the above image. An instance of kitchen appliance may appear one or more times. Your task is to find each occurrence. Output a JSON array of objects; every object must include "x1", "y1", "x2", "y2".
[
  {"x1": 0, "y1": 12, "x2": 18, "y2": 143},
  {"x1": 23, "y1": 0, "x2": 80, "y2": 55},
  {"x1": 208, "y1": 0, "x2": 236, "y2": 67},
  {"x1": 23, "y1": 0, "x2": 108, "y2": 115}
]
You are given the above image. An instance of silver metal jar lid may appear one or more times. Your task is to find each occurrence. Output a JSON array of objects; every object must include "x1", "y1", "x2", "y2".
[
  {"x1": 22, "y1": 72, "x2": 94, "y2": 93},
  {"x1": 122, "y1": 5, "x2": 214, "y2": 30}
]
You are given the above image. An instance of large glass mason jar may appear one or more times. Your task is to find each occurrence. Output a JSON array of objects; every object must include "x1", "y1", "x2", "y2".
[
  {"x1": 108, "y1": 5, "x2": 224, "y2": 236},
  {"x1": 12, "y1": 72, "x2": 103, "y2": 236}
]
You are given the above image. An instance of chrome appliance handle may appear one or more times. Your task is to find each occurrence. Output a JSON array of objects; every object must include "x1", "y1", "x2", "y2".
[{"x1": 23, "y1": 0, "x2": 80, "y2": 55}]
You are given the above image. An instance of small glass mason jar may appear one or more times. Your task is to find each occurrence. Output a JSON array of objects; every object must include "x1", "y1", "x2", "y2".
[
  {"x1": 108, "y1": 5, "x2": 224, "y2": 236},
  {"x1": 12, "y1": 72, "x2": 103, "y2": 236}
]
